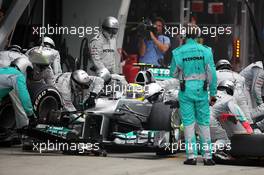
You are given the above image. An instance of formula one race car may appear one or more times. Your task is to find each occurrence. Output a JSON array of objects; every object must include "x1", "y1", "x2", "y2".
[
  {"x1": 81, "y1": 85, "x2": 180, "y2": 155},
  {"x1": 0, "y1": 74, "x2": 180, "y2": 156}
]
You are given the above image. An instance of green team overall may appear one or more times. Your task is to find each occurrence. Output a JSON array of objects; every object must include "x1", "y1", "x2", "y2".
[
  {"x1": 0, "y1": 58, "x2": 36, "y2": 129},
  {"x1": 170, "y1": 24, "x2": 217, "y2": 166}
]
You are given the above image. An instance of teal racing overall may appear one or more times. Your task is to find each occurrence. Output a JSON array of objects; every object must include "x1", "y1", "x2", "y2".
[
  {"x1": 170, "y1": 38, "x2": 217, "y2": 159},
  {"x1": 0, "y1": 67, "x2": 34, "y2": 128}
]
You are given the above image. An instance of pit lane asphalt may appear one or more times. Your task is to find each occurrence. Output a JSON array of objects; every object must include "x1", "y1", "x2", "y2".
[{"x1": 0, "y1": 146, "x2": 263, "y2": 175}]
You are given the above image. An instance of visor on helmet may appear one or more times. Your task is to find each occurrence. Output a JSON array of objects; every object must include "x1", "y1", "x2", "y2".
[{"x1": 102, "y1": 26, "x2": 118, "y2": 35}]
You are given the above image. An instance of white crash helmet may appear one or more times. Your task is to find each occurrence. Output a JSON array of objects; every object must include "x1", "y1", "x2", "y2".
[
  {"x1": 217, "y1": 80, "x2": 235, "y2": 96},
  {"x1": 27, "y1": 46, "x2": 55, "y2": 66},
  {"x1": 102, "y1": 16, "x2": 119, "y2": 39},
  {"x1": 252, "y1": 61, "x2": 263, "y2": 69},
  {"x1": 71, "y1": 69, "x2": 91, "y2": 89},
  {"x1": 43, "y1": 36, "x2": 55, "y2": 48},
  {"x1": 10, "y1": 57, "x2": 33, "y2": 77},
  {"x1": 216, "y1": 59, "x2": 232, "y2": 70},
  {"x1": 7, "y1": 45, "x2": 22, "y2": 53}
]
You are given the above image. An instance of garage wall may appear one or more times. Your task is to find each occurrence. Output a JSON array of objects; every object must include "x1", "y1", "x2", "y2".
[{"x1": 62, "y1": 0, "x2": 121, "y2": 59}]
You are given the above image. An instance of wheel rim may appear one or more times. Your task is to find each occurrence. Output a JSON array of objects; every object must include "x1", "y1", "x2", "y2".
[{"x1": 38, "y1": 95, "x2": 59, "y2": 123}]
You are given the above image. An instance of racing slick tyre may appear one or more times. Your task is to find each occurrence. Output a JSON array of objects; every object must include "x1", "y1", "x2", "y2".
[
  {"x1": 230, "y1": 134, "x2": 264, "y2": 157},
  {"x1": 148, "y1": 102, "x2": 177, "y2": 155},
  {"x1": 27, "y1": 82, "x2": 63, "y2": 124},
  {"x1": 148, "y1": 102, "x2": 173, "y2": 131}
]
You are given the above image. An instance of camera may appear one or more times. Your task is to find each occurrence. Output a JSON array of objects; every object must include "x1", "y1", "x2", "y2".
[{"x1": 136, "y1": 18, "x2": 157, "y2": 40}]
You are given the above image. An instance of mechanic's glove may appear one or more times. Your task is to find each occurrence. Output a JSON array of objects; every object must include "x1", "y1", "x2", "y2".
[
  {"x1": 90, "y1": 66, "x2": 97, "y2": 72},
  {"x1": 84, "y1": 92, "x2": 97, "y2": 108},
  {"x1": 180, "y1": 124, "x2": 184, "y2": 131},
  {"x1": 242, "y1": 121, "x2": 253, "y2": 134},
  {"x1": 27, "y1": 113, "x2": 38, "y2": 128}
]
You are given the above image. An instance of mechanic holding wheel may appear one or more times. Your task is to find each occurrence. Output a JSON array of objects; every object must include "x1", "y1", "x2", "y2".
[
  {"x1": 26, "y1": 37, "x2": 62, "y2": 85},
  {"x1": 170, "y1": 24, "x2": 217, "y2": 166},
  {"x1": 27, "y1": 37, "x2": 62, "y2": 75},
  {"x1": 55, "y1": 70, "x2": 104, "y2": 114},
  {"x1": 0, "y1": 58, "x2": 37, "y2": 129}
]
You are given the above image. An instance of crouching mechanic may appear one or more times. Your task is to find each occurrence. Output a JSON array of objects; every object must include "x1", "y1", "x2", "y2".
[
  {"x1": 55, "y1": 70, "x2": 104, "y2": 114},
  {"x1": 0, "y1": 58, "x2": 37, "y2": 129},
  {"x1": 88, "y1": 16, "x2": 127, "y2": 86},
  {"x1": 216, "y1": 59, "x2": 252, "y2": 123},
  {"x1": 210, "y1": 80, "x2": 253, "y2": 149},
  {"x1": 170, "y1": 24, "x2": 217, "y2": 166}
]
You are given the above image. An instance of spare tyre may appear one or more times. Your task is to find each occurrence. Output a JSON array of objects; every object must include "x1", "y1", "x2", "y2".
[
  {"x1": 27, "y1": 82, "x2": 63, "y2": 124},
  {"x1": 230, "y1": 134, "x2": 264, "y2": 157}
]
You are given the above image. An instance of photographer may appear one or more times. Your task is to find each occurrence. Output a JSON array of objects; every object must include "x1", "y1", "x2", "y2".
[{"x1": 138, "y1": 17, "x2": 170, "y2": 66}]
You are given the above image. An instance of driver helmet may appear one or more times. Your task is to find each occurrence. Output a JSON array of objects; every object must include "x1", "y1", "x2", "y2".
[
  {"x1": 217, "y1": 80, "x2": 235, "y2": 96},
  {"x1": 216, "y1": 59, "x2": 232, "y2": 70},
  {"x1": 43, "y1": 36, "x2": 55, "y2": 48},
  {"x1": 126, "y1": 83, "x2": 145, "y2": 101}
]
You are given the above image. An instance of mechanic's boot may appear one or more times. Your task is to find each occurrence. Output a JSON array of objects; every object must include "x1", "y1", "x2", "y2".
[
  {"x1": 183, "y1": 159, "x2": 197, "y2": 165},
  {"x1": 21, "y1": 136, "x2": 34, "y2": 151},
  {"x1": 203, "y1": 159, "x2": 215, "y2": 166},
  {"x1": 0, "y1": 127, "x2": 12, "y2": 139},
  {"x1": 0, "y1": 127, "x2": 16, "y2": 147}
]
